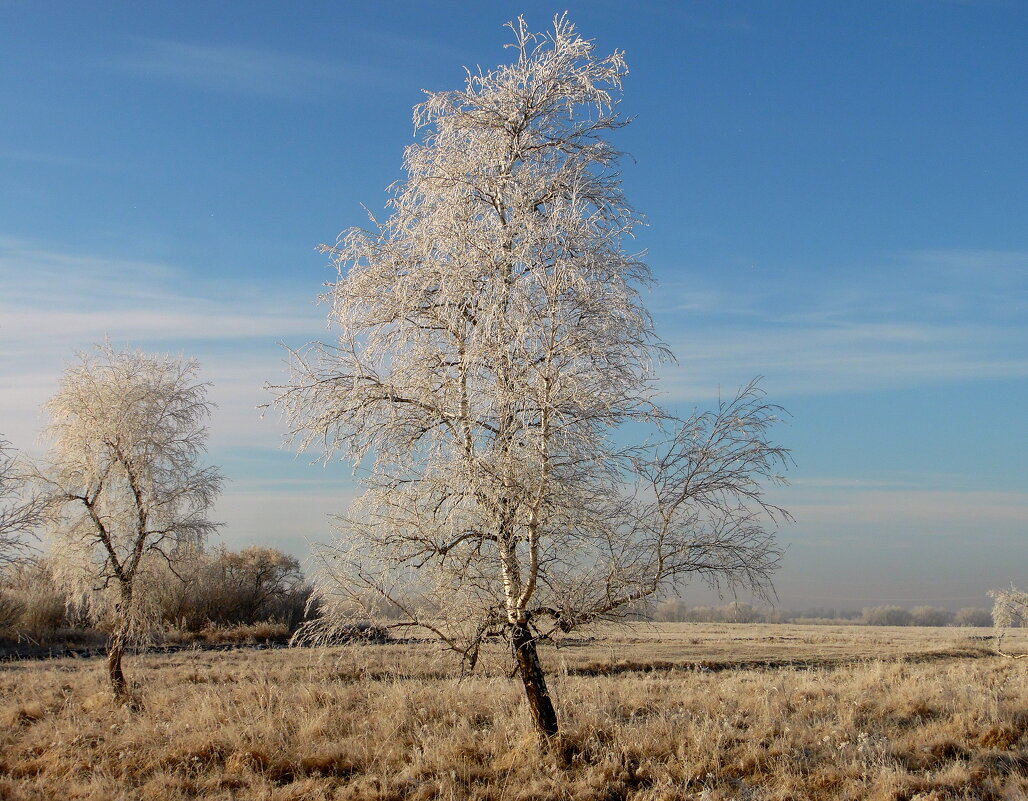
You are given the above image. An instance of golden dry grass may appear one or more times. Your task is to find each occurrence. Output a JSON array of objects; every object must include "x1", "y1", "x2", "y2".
[{"x1": 1, "y1": 624, "x2": 1026, "y2": 800}]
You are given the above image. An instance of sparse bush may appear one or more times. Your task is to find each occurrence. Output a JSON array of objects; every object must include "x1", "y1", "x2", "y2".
[
  {"x1": 862, "y1": 605, "x2": 913, "y2": 626},
  {"x1": 198, "y1": 621, "x2": 291, "y2": 644},
  {"x1": 989, "y1": 587, "x2": 1028, "y2": 659},
  {"x1": 724, "y1": 601, "x2": 778, "y2": 623},
  {"x1": 214, "y1": 546, "x2": 309, "y2": 626},
  {"x1": 0, "y1": 436, "x2": 45, "y2": 567}
]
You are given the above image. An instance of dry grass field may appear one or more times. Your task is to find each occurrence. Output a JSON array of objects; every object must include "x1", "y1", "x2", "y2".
[{"x1": 2, "y1": 623, "x2": 1027, "y2": 800}]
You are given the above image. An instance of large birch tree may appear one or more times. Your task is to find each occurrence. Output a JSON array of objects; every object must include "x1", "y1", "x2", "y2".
[
  {"x1": 276, "y1": 15, "x2": 789, "y2": 739},
  {"x1": 37, "y1": 344, "x2": 222, "y2": 701}
]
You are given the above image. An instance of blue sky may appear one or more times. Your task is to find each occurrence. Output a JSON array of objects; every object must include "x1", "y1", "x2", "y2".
[{"x1": 1, "y1": 1, "x2": 1025, "y2": 610}]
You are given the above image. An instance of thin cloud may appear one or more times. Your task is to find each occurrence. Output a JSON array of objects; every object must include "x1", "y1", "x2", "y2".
[
  {"x1": 784, "y1": 488, "x2": 1028, "y2": 532},
  {"x1": 660, "y1": 320, "x2": 1027, "y2": 400},
  {"x1": 0, "y1": 238, "x2": 321, "y2": 341},
  {"x1": 110, "y1": 38, "x2": 396, "y2": 99},
  {"x1": 900, "y1": 248, "x2": 1028, "y2": 277},
  {"x1": 213, "y1": 485, "x2": 358, "y2": 560}
]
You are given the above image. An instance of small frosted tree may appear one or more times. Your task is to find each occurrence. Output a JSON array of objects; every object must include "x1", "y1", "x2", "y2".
[
  {"x1": 990, "y1": 586, "x2": 1028, "y2": 659},
  {"x1": 36, "y1": 344, "x2": 222, "y2": 700},
  {"x1": 0, "y1": 437, "x2": 44, "y2": 567},
  {"x1": 276, "y1": 16, "x2": 789, "y2": 739}
]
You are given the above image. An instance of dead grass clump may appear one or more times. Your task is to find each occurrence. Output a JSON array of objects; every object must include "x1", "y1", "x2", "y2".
[
  {"x1": 4, "y1": 702, "x2": 46, "y2": 728},
  {"x1": 891, "y1": 697, "x2": 942, "y2": 726},
  {"x1": 972, "y1": 750, "x2": 1028, "y2": 775},
  {"x1": 198, "y1": 621, "x2": 290, "y2": 644},
  {"x1": 153, "y1": 737, "x2": 231, "y2": 774},
  {"x1": 978, "y1": 723, "x2": 1022, "y2": 750},
  {"x1": 298, "y1": 749, "x2": 362, "y2": 778},
  {"x1": 894, "y1": 738, "x2": 971, "y2": 771}
]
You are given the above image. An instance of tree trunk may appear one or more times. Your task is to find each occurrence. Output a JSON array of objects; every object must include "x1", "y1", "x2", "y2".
[
  {"x1": 107, "y1": 625, "x2": 129, "y2": 702},
  {"x1": 511, "y1": 623, "x2": 559, "y2": 738},
  {"x1": 108, "y1": 583, "x2": 133, "y2": 703}
]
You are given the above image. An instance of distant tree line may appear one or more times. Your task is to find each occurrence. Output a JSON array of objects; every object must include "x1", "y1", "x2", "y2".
[{"x1": 653, "y1": 599, "x2": 994, "y2": 627}]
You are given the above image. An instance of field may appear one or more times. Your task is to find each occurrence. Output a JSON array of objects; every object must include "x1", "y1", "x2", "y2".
[{"x1": 2, "y1": 624, "x2": 1027, "y2": 801}]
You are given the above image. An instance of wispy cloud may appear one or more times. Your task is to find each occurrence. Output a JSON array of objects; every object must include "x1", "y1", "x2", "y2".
[
  {"x1": 901, "y1": 248, "x2": 1028, "y2": 273},
  {"x1": 0, "y1": 237, "x2": 320, "y2": 340},
  {"x1": 655, "y1": 249, "x2": 1028, "y2": 399},
  {"x1": 110, "y1": 38, "x2": 395, "y2": 99},
  {"x1": 660, "y1": 320, "x2": 1027, "y2": 399}
]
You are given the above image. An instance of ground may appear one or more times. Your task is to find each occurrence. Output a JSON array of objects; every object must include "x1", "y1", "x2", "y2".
[{"x1": 1, "y1": 624, "x2": 1026, "y2": 800}]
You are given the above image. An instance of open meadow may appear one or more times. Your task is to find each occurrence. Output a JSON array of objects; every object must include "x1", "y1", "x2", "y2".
[{"x1": 2, "y1": 623, "x2": 1027, "y2": 801}]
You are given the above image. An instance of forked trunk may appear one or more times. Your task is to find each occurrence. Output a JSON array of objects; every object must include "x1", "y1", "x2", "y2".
[{"x1": 511, "y1": 623, "x2": 559, "y2": 738}]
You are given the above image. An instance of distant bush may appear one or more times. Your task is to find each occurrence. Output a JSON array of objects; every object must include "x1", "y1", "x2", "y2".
[
  {"x1": 910, "y1": 606, "x2": 953, "y2": 627},
  {"x1": 861, "y1": 606, "x2": 914, "y2": 626},
  {"x1": 782, "y1": 607, "x2": 862, "y2": 623},
  {"x1": 1, "y1": 546, "x2": 313, "y2": 644},
  {"x1": 156, "y1": 546, "x2": 312, "y2": 631},
  {"x1": 653, "y1": 600, "x2": 781, "y2": 624},
  {"x1": 0, "y1": 561, "x2": 70, "y2": 639},
  {"x1": 653, "y1": 600, "x2": 988, "y2": 628},
  {"x1": 955, "y1": 607, "x2": 993, "y2": 627}
]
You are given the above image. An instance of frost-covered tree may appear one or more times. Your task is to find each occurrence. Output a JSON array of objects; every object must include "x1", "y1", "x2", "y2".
[
  {"x1": 0, "y1": 437, "x2": 44, "y2": 566},
  {"x1": 36, "y1": 344, "x2": 222, "y2": 700},
  {"x1": 275, "y1": 16, "x2": 789, "y2": 739},
  {"x1": 990, "y1": 586, "x2": 1028, "y2": 659}
]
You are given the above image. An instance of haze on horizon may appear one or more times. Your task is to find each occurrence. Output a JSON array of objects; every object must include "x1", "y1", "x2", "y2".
[{"x1": 1, "y1": 1, "x2": 1024, "y2": 613}]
